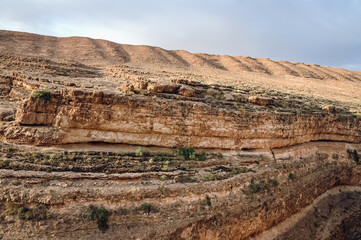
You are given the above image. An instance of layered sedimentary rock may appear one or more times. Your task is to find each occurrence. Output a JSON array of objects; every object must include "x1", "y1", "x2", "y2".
[
  {"x1": 8, "y1": 88, "x2": 361, "y2": 149},
  {"x1": 1, "y1": 30, "x2": 361, "y2": 240},
  {"x1": 0, "y1": 141, "x2": 360, "y2": 239}
]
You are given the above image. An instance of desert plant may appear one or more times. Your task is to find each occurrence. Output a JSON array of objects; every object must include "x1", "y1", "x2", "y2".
[
  {"x1": 270, "y1": 148, "x2": 276, "y2": 162},
  {"x1": 271, "y1": 179, "x2": 279, "y2": 186},
  {"x1": 89, "y1": 205, "x2": 109, "y2": 232},
  {"x1": 249, "y1": 180, "x2": 262, "y2": 193},
  {"x1": 32, "y1": 89, "x2": 51, "y2": 103},
  {"x1": 135, "y1": 147, "x2": 149, "y2": 157},
  {"x1": 140, "y1": 202, "x2": 153, "y2": 214},
  {"x1": 353, "y1": 149, "x2": 360, "y2": 163},
  {"x1": 178, "y1": 148, "x2": 196, "y2": 160},
  {"x1": 288, "y1": 173, "x2": 296, "y2": 180},
  {"x1": 206, "y1": 195, "x2": 212, "y2": 207},
  {"x1": 204, "y1": 173, "x2": 218, "y2": 181},
  {"x1": 5, "y1": 202, "x2": 50, "y2": 220}
]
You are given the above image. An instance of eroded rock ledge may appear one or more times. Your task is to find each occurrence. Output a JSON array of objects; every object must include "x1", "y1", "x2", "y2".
[{"x1": 6, "y1": 88, "x2": 361, "y2": 149}]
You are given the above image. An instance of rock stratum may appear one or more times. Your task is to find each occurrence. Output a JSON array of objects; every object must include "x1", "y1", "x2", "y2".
[{"x1": 0, "y1": 30, "x2": 361, "y2": 240}]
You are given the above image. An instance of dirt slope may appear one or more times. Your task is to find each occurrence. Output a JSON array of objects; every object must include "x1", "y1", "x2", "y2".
[{"x1": 1, "y1": 30, "x2": 360, "y2": 80}]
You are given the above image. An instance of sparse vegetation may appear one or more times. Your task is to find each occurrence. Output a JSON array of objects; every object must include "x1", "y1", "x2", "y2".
[
  {"x1": 89, "y1": 205, "x2": 109, "y2": 232},
  {"x1": 204, "y1": 173, "x2": 218, "y2": 181},
  {"x1": 140, "y1": 202, "x2": 153, "y2": 214},
  {"x1": 271, "y1": 179, "x2": 279, "y2": 186},
  {"x1": 288, "y1": 173, "x2": 296, "y2": 180},
  {"x1": 270, "y1": 148, "x2": 276, "y2": 162},
  {"x1": 206, "y1": 195, "x2": 212, "y2": 207},
  {"x1": 135, "y1": 147, "x2": 149, "y2": 157},
  {"x1": 4, "y1": 202, "x2": 51, "y2": 221},
  {"x1": 178, "y1": 147, "x2": 196, "y2": 160},
  {"x1": 249, "y1": 180, "x2": 262, "y2": 193},
  {"x1": 353, "y1": 149, "x2": 359, "y2": 163},
  {"x1": 178, "y1": 148, "x2": 207, "y2": 161},
  {"x1": 31, "y1": 89, "x2": 51, "y2": 103}
]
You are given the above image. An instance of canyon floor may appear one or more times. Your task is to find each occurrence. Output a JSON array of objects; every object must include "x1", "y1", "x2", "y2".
[{"x1": 0, "y1": 30, "x2": 361, "y2": 240}]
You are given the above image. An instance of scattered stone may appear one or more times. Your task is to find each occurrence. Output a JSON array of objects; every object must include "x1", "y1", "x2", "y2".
[
  {"x1": 147, "y1": 83, "x2": 179, "y2": 93},
  {"x1": 178, "y1": 85, "x2": 196, "y2": 97},
  {"x1": 248, "y1": 96, "x2": 274, "y2": 106},
  {"x1": 132, "y1": 80, "x2": 148, "y2": 90},
  {"x1": 206, "y1": 88, "x2": 220, "y2": 96},
  {"x1": 322, "y1": 105, "x2": 336, "y2": 113},
  {"x1": 224, "y1": 93, "x2": 235, "y2": 101},
  {"x1": 119, "y1": 82, "x2": 135, "y2": 92}
]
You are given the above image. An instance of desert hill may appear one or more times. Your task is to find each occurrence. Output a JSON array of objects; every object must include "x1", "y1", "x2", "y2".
[{"x1": 1, "y1": 30, "x2": 360, "y2": 81}]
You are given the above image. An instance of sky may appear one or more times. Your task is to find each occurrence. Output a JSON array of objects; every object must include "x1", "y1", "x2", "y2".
[{"x1": 0, "y1": 0, "x2": 360, "y2": 70}]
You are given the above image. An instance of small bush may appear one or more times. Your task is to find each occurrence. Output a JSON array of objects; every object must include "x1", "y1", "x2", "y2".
[
  {"x1": 32, "y1": 90, "x2": 51, "y2": 103},
  {"x1": 249, "y1": 180, "x2": 262, "y2": 193},
  {"x1": 4, "y1": 202, "x2": 50, "y2": 221},
  {"x1": 135, "y1": 147, "x2": 149, "y2": 157},
  {"x1": 288, "y1": 173, "x2": 296, "y2": 180},
  {"x1": 140, "y1": 202, "x2": 153, "y2": 214},
  {"x1": 204, "y1": 173, "x2": 218, "y2": 181},
  {"x1": 89, "y1": 205, "x2": 109, "y2": 232},
  {"x1": 271, "y1": 179, "x2": 279, "y2": 186},
  {"x1": 230, "y1": 167, "x2": 248, "y2": 176},
  {"x1": 206, "y1": 195, "x2": 212, "y2": 207},
  {"x1": 178, "y1": 148, "x2": 196, "y2": 160},
  {"x1": 353, "y1": 149, "x2": 360, "y2": 163}
]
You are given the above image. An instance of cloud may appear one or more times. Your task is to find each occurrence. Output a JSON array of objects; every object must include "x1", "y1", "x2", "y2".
[{"x1": 0, "y1": 0, "x2": 360, "y2": 70}]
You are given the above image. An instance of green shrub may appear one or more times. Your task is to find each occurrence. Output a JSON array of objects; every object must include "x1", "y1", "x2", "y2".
[
  {"x1": 353, "y1": 149, "x2": 360, "y2": 163},
  {"x1": 249, "y1": 180, "x2": 262, "y2": 193},
  {"x1": 5, "y1": 202, "x2": 50, "y2": 220},
  {"x1": 206, "y1": 195, "x2": 212, "y2": 207},
  {"x1": 230, "y1": 167, "x2": 248, "y2": 176},
  {"x1": 32, "y1": 90, "x2": 51, "y2": 103},
  {"x1": 135, "y1": 147, "x2": 149, "y2": 157},
  {"x1": 89, "y1": 205, "x2": 109, "y2": 232},
  {"x1": 288, "y1": 173, "x2": 296, "y2": 180},
  {"x1": 204, "y1": 173, "x2": 218, "y2": 181},
  {"x1": 140, "y1": 202, "x2": 153, "y2": 214},
  {"x1": 271, "y1": 179, "x2": 279, "y2": 186},
  {"x1": 178, "y1": 148, "x2": 196, "y2": 160}
]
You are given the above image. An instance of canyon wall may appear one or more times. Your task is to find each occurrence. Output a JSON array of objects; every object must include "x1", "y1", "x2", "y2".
[{"x1": 9, "y1": 89, "x2": 361, "y2": 149}]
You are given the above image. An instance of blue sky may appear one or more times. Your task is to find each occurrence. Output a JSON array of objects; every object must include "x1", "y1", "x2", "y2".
[{"x1": 0, "y1": 0, "x2": 360, "y2": 70}]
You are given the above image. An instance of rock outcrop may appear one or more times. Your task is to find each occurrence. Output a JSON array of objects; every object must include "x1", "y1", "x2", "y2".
[{"x1": 7, "y1": 88, "x2": 361, "y2": 149}]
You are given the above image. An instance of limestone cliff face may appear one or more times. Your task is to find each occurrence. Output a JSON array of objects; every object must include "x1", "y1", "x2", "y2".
[{"x1": 12, "y1": 89, "x2": 361, "y2": 148}]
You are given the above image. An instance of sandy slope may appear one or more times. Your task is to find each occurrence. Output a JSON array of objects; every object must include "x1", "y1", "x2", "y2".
[{"x1": 1, "y1": 30, "x2": 361, "y2": 108}]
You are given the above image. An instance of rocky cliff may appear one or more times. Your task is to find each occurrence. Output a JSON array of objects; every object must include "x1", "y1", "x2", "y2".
[
  {"x1": 0, "y1": 30, "x2": 361, "y2": 240},
  {"x1": 7, "y1": 87, "x2": 361, "y2": 149}
]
